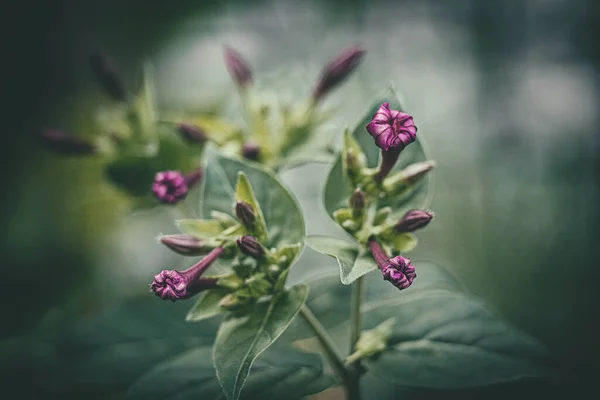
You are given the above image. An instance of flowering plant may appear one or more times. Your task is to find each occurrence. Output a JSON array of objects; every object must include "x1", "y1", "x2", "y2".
[{"x1": 25, "y1": 47, "x2": 560, "y2": 400}]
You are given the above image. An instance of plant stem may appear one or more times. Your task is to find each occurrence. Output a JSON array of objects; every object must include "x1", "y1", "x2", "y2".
[
  {"x1": 348, "y1": 276, "x2": 365, "y2": 399},
  {"x1": 299, "y1": 305, "x2": 359, "y2": 399}
]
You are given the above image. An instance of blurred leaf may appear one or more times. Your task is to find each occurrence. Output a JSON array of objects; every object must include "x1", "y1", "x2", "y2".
[
  {"x1": 213, "y1": 285, "x2": 308, "y2": 400},
  {"x1": 126, "y1": 344, "x2": 335, "y2": 400},
  {"x1": 130, "y1": 62, "x2": 158, "y2": 141},
  {"x1": 323, "y1": 86, "x2": 433, "y2": 219},
  {"x1": 186, "y1": 289, "x2": 230, "y2": 322},
  {"x1": 201, "y1": 145, "x2": 304, "y2": 253},
  {"x1": 177, "y1": 219, "x2": 224, "y2": 238},
  {"x1": 305, "y1": 235, "x2": 376, "y2": 284},
  {"x1": 362, "y1": 291, "x2": 555, "y2": 389}
]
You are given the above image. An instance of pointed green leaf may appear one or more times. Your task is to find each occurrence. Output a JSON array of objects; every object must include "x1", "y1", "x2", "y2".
[
  {"x1": 213, "y1": 285, "x2": 308, "y2": 400},
  {"x1": 186, "y1": 289, "x2": 230, "y2": 322},
  {"x1": 200, "y1": 146, "x2": 304, "y2": 254},
  {"x1": 305, "y1": 236, "x2": 377, "y2": 285},
  {"x1": 235, "y1": 172, "x2": 268, "y2": 241},
  {"x1": 176, "y1": 219, "x2": 224, "y2": 239},
  {"x1": 126, "y1": 344, "x2": 335, "y2": 400}
]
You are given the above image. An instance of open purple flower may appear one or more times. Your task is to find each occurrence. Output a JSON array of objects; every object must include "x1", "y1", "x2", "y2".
[
  {"x1": 151, "y1": 247, "x2": 223, "y2": 301},
  {"x1": 152, "y1": 169, "x2": 203, "y2": 204},
  {"x1": 366, "y1": 102, "x2": 417, "y2": 152},
  {"x1": 369, "y1": 239, "x2": 416, "y2": 290}
]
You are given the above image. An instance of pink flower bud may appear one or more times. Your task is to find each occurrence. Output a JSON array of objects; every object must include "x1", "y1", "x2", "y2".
[
  {"x1": 177, "y1": 123, "x2": 207, "y2": 144},
  {"x1": 224, "y1": 47, "x2": 252, "y2": 88},
  {"x1": 152, "y1": 171, "x2": 188, "y2": 204},
  {"x1": 313, "y1": 45, "x2": 366, "y2": 101},
  {"x1": 236, "y1": 235, "x2": 265, "y2": 259},
  {"x1": 39, "y1": 129, "x2": 96, "y2": 156}
]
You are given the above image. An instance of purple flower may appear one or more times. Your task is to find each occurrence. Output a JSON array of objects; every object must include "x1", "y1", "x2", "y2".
[
  {"x1": 151, "y1": 247, "x2": 223, "y2": 301},
  {"x1": 152, "y1": 171, "x2": 188, "y2": 204},
  {"x1": 382, "y1": 256, "x2": 416, "y2": 290},
  {"x1": 178, "y1": 123, "x2": 207, "y2": 144},
  {"x1": 366, "y1": 102, "x2": 417, "y2": 152},
  {"x1": 313, "y1": 45, "x2": 366, "y2": 101},
  {"x1": 395, "y1": 209, "x2": 434, "y2": 232},
  {"x1": 224, "y1": 47, "x2": 252, "y2": 88},
  {"x1": 39, "y1": 129, "x2": 96, "y2": 156},
  {"x1": 152, "y1": 169, "x2": 203, "y2": 204},
  {"x1": 89, "y1": 52, "x2": 127, "y2": 102},
  {"x1": 160, "y1": 234, "x2": 207, "y2": 256},
  {"x1": 369, "y1": 239, "x2": 416, "y2": 290},
  {"x1": 237, "y1": 235, "x2": 265, "y2": 259}
]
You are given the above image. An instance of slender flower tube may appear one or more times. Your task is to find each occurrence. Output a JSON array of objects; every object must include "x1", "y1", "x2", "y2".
[
  {"x1": 369, "y1": 239, "x2": 416, "y2": 290},
  {"x1": 235, "y1": 201, "x2": 256, "y2": 228},
  {"x1": 237, "y1": 235, "x2": 265, "y2": 259},
  {"x1": 313, "y1": 45, "x2": 366, "y2": 101},
  {"x1": 224, "y1": 46, "x2": 252, "y2": 88},
  {"x1": 177, "y1": 123, "x2": 207, "y2": 144},
  {"x1": 395, "y1": 209, "x2": 434, "y2": 233},
  {"x1": 39, "y1": 129, "x2": 97, "y2": 155},
  {"x1": 151, "y1": 247, "x2": 224, "y2": 301},
  {"x1": 160, "y1": 234, "x2": 208, "y2": 256},
  {"x1": 89, "y1": 52, "x2": 127, "y2": 101}
]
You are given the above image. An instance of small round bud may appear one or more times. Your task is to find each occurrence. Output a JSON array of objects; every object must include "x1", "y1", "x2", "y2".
[
  {"x1": 236, "y1": 235, "x2": 265, "y2": 259},
  {"x1": 242, "y1": 143, "x2": 261, "y2": 161}
]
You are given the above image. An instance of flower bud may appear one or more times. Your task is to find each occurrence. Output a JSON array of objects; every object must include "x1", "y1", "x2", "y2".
[
  {"x1": 401, "y1": 160, "x2": 436, "y2": 185},
  {"x1": 369, "y1": 239, "x2": 416, "y2": 290},
  {"x1": 160, "y1": 234, "x2": 207, "y2": 256},
  {"x1": 395, "y1": 209, "x2": 434, "y2": 233},
  {"x1": 349, "y1": 188, "x2": 366, "y2": 212},
  {"x1": 150, "y1": 247, "x2": 224, "y2": 301},
  {"x1": 366, "y1": 102, "x2": 417, "y2": 152},
  {"x1": 177, "y1": 123, "x2": 207, "y2": 144},
  {"x1": 224, "y1": 46, "x2": 253, "y2": 88},
  {"x1": 313, "y1": 45, "x2": 366, "y2": 101},
  {"x1": 184, "y1": 168, "x2": 203, "y2": 189},
  {"x1": 242, "y1": 143, "x2": 261, "y2": 161},
  {"x1": 152, "y1": 170, "x2": 188, "y2": 204},
  {"x1": 236, "y1": 235, "x2": 265, "y2": 259},
  {"x1": 39, "y1": 129, "x2": 97, "y2": 156},
  {"x1": 235, "y1": 201, "x2": 256, "y2": 228},
  {"x1": 89, "y1": 52, "x2": 127, "y2": 101}
]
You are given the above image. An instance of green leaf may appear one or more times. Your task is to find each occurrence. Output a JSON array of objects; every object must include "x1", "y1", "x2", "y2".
[
  {"x1": 200, "y1": 145, "x2": 304, "y2": 253},
  {"x1": 177, "y1": 219, "x2": 224, "y2": 238},
  {"x1": 186, "y1": 289, "x2": 230, "y2": 322},
  {"x1": 235, "y1": 172, "x2": 268, "y2": 241},
  {"x1": 305, "y1": 235, "x2": 377, "y2": 284},
  {"x1": 213, "y1": 285, "x2": 309, "y2": 400},
  {"x1": 390, "y1": 233, "x2": 418, "y2": 253},
  {"x1": 126, "y1": 344, "x2": 335, "y2": 400},
  {"x1": 362, "y1": 291, "x2": 554, "y2": 389},
  {"x1": 131, "y1": 62, "x2": 157, "y2": 141},
  {"x1": 323, "y1": 85, "x2": 433, "y2": 219}
]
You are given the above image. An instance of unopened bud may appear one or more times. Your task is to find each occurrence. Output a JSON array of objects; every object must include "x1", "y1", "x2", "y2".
[
  {"x1": 401, "y1": 161, "x2": 436, "y2": 185},
  {"x1": 153, "y1": 171, "x2": 188, "y2": 204},
  {"x1": 224, "y1": 46, "x2": 253, "y2": 88},
  {"x1": 39, "y1": 129, "x2": 96, "y2": 156},
  {"x1": 89, "y1": 52, "x2": 127, "y2": 101},
  {"x1": 184, "y1": 168, "x2": 203, "y2": 189},
  {"x1": 242, "y1": 143, "x2": 261, "y2": 161},
  {"x1": 178, "y1": 123, "x2": 207, "y2": 144},
  {"x1": 235, "y1": 201, "x2": 256, "y2": 228},
  {"x1": 349, "y1": 188, "x2": 366, "y2": 212},
  {"x1": 313, "y1": 45, "x2": 366, "y2": 101},
  {"x1": 160, "y1": 234, "x2": 207, "y2": 256},
  {"x1": 395, "y1": 209, "x2": 434, "y2": 233},
  {"x1": 236, "y1": 235, "x2": 265, "y2": 259}
]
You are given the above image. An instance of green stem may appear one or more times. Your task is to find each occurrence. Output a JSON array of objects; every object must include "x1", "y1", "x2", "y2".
[
  {"x1": 348, "y1": 276, "x2": 365, "y2": 399},
  {"x1": 299, "y1": 305, "x2": 359, "y2": 400}
]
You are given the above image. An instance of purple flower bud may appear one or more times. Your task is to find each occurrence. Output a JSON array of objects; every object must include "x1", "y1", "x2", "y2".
[
  {"x1": 224, "y1": 46, "x2": 252, "y2": 88},
  {"x1": 366, "y1": 102, "x2": 417, "y2": 152},
  {"x1": 313, "y1": 45, "x2": 366, "y2": 101},
  {"x1": 369, "y1": 239, "x2": 416, "y2": 290},
  {"x1": 395, "y1": 209, "x2": 434, "y2": 233},
  {"x1": 235, "y1": 201, "x2": 256, "y2": 228},
  {"x1": 401, "y1": 161, "x2": 436, "y2": 185},
  {"x1": 89, "y1": 52, "x2": 127, "y2": 101},
  {"x1": 39, "y1": 129, "x2": 97, "y2": 156},
  {"x1": 349, "y1": 188, "x2": 366, "y2": 212},
  {"x1": 160, "y1": 234, "x2": 207, "y2": 256},
  {"x1": 184, "y1": 168, "x2": 203, "y2": 189},
  {"x1": 242, "y1": 143, "x2": 261, "y2": 161},
  {"x1": 151, "y1": 247, "x2": 224, "y2": 301},
  {"x1": 177, "y1": 123, "x2": 207, "y2": 144},
  {"x1": 152, "y1": 171, "x2": 189, "y2": 204},
  {"x1": 237, "y1": 235, "x2": 265, "y2": 259}
]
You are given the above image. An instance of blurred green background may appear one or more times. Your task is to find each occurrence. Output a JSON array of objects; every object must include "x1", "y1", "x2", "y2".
[{"x1": 2, "y1": 0, "x2": 599, "y2": 397}]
